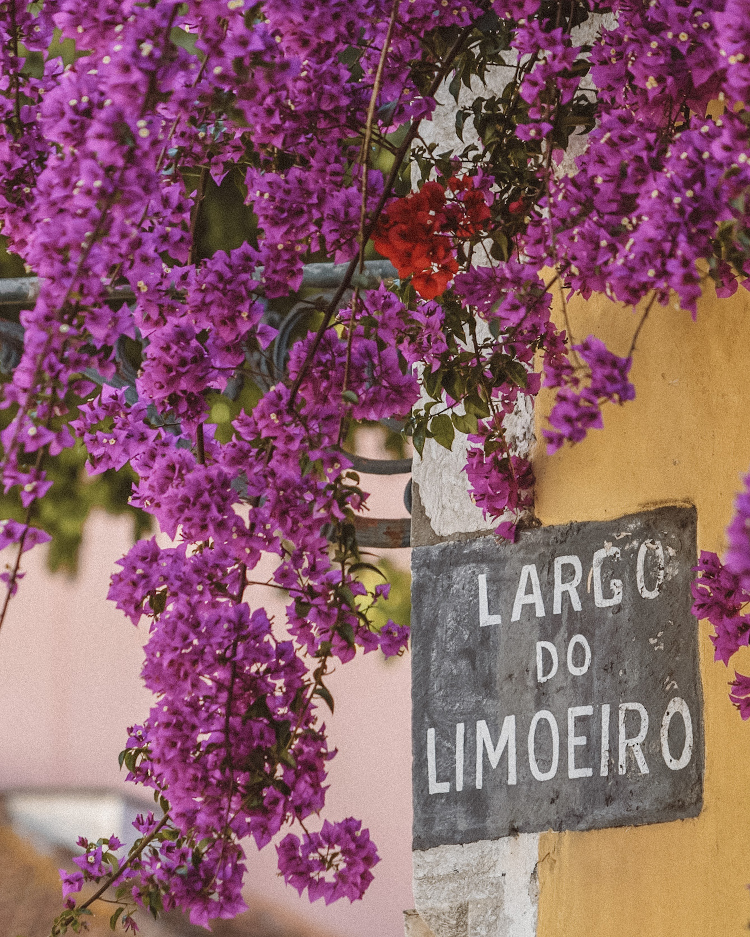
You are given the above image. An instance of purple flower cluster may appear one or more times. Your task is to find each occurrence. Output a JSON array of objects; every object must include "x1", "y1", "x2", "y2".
[
  {"x1": 0, "y1": 0, "x2": 749, "y2": 930},
  {"x1": 521, "y1": 0, "x2": 750, "y2": 314},
  {"x1": 544, "y1": 336, "x2": 635, "y2": 453},
  {"x1": 691, "y1": 550, "x2": 750, "y2": 666},
  {"x1": 277, "y1": 819, "x2": 380, "y2": 905},
  {"x1": 450, "y1": 261, "x2": 551, "y2": 532},
  {"x1": 691, "y1": 551, "x2": 750, "y2": 720},
  {"x1": 725, "y1": 470, "x2": 750, "y2": 591}
]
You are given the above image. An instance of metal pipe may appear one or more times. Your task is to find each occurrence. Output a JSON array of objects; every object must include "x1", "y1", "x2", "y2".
[
  {"x1": 339, "y1": 451, "x2": 413, "y2": 475},
  {"x1": 0, "y1": 260, "x2": 399, "y2": 308}
]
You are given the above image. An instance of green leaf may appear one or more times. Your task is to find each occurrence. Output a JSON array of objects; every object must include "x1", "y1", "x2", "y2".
[
  {"x1": 342, "y1": 389, "x2": 359, "y2": 404},
  {"x1": 430, "y1": 413, "x2": 455, "y2": 451},
  {"x1": 442, "y1": 368, "x2": 466, "y2": 403},
  {"x1": 278, "y1": 747, "x2": 297, "y2": 769},
  {"x1": 150, "y1": 588, "x2": 167, "y2": 616},
  {"x1": 448, "y1": 72, "x2": 462, "y2": 103},
  {"x1": 490, "y1": 229, "x2": 509, "y2": 261},
  {"x1": 455, "y1": 109, "x2": 467, "y2": 141},
  {"x1": 294, "y1": 598, "x2": 311, "y2": 617},
  {"x1": 337, "y1": 621, "x2": 356, "y2": 646},
  {"x1": 422, "y1": 366, "x2": 442, "y2": 400},
  {"x1": 314, "y1": 683, "x2": 335, "y2": 714},
  {"x1": 412, "y1": 422, "x2": 427, "y2": 458},
  {"x1": 110, "y1": 907, "x2": 125, "y2": 931},
  {"x1": 506, "y1": 360, "x2": 528, "y2": 387},
  {"x1": 348, "y1": 561, "x2": 386, "y2": 579},
  {"x1": 451, "y1": 412, "x2": 478, "y2": 435},
  {"x1": 316, "y1": 640, "x2": 332, "y2": 657},
  {"x1": 464, "y1": 392, "x2": 491, "y2": 419},
  {"x1": 338, "y1": 585, "x2": 356, "y2": 608}
]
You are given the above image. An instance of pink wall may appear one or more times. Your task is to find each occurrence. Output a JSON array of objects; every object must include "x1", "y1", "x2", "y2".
[
  {"x1": 0, "y1": 512, "x2": 154, "y2": 791},
  {"x1": 0, "y1": 450, "x2": 414, "y2": 937}
]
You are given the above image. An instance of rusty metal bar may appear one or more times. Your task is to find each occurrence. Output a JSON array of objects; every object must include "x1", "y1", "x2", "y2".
[
  {"x1": 353, "y1": 516, "x2": 411, "y2": 549},
  {"x1": 341, "y1": 452, "x2": 412, "y2": 475},
  {"x1": 0, "y1": 260, "x2": 399, "y2": 309}
]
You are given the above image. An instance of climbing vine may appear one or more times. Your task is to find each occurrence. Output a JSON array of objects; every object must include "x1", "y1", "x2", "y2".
[{"x1": 0, "y1": 0, "x2": 749, "y2": 930}]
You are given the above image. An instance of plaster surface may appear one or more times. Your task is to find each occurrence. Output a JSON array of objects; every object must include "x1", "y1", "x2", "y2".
[{"x1": 533, "y1": 281, "x2": 750, "y2": 937}]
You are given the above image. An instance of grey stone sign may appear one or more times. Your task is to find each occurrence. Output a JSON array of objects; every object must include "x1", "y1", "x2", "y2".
[{"x1": 411, "y1": 506, "x2": 703, "y2": 850}]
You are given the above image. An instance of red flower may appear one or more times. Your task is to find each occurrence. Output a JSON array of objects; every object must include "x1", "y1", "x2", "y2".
[{"x1": 373, "y1": 176, "x2": 489, "y2": 299}]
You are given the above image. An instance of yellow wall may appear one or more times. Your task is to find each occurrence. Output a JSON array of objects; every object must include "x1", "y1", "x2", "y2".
[{"x1": 534, "y1": 282, "x2": 750, "y2": 936}]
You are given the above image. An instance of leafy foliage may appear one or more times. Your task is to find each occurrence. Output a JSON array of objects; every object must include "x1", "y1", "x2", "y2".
[{"x1": 0, "y1": 0, "x2": 749, "y2": 932}]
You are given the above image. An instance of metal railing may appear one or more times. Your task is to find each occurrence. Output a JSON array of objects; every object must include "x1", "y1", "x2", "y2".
[{"x1": 0, "y1": 260, "x2": 413, "y2": 548}]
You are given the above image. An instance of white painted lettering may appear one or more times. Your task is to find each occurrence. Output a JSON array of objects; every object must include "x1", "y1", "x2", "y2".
[
  {"x1": 600, "y1": 703, "x2": 611, "y2": 776},
  {"x1": 593, "y1": 545, "x2": 623, "y2": 607},
  {"x1": 476, "y1": 717, "x2": 517, "y2": 788},
  {"x1": 478, "y1": 573, "x2": 502, "y2": 627},
  {"x1": 427, "y1": 727, "x2": 450, "y2": 794},
  {"x1": 528, "y1": 710, "x2": 560, "y2": 781},
  {"x1": 456, "y1": 722, "x2": 465, "y2": 792},
  {"x1": 618, "y1": 703, "x2": 649, "y2": 775},
  {"x1": 637, "y1": 539, "x2": 665, "y2": 600},
  {"x1": 660, "y1": 697, "x2": 693, "y2": 770},
  {"x1": 536, "y1": 641, "x2": 558, "y2": 684},
  {"x1": 553, "y1": 555, "x2": 583, "y2": 614},
  {"x1": 511, "y1": 564, "x2": 546, "y2": 621},
  {"x1": 568, "y1": 705, "x2": 593, "y2": 778},
  {"x1": 567, "y1": 633, "x2": 592, "y2": 676}
]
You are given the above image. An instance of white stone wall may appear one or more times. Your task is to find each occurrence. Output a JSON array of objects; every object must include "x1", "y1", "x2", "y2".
[{"x1": 409, "y1": 836, "x2": 540, "y2": 937}]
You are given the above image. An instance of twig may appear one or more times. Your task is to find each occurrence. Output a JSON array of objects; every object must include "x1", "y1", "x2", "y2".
[
  {"x1": 0, "y1": 445, "x2": 46, "y2": 635},
  {"x1": 0, "y1": 515, "x2": 30, "y2": 635},
  {"x1": 196, "y1": 423, "x2": 206, "y2": 465},
  {"x1": 8, "y1": 0, "x2": 21, "y2": 135},
  {"x1": 627, "y1": 291, "x2": 658, "y2": 358},
  {"x1": 189, "y1": 164, "x2": 210, "y2": 465},
  {"x1": 73, "y1": 813, "x2": 171, "y2": 916},
  {"x1": 358, "y1": 0, "x2": 401, "y2": 276},
  {"x1": 287, "y1": 18, "x2": 480, "y2": 406}
]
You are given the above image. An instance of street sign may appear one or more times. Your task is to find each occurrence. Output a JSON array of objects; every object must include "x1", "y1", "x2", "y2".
[{"x1": 411, "y1": 506, "x2": 703, "y2": 850}]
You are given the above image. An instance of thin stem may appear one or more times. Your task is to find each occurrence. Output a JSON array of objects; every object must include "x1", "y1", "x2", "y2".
[
  {"x1": 189, "y1": 165, "x2": 210, "y2": 256},
  {"x1": 234, "y1": 563, "x2": 248, "y2": 603},
  {"x1": 556, "y1": 274, "x2": 582, "y2": 367},
  {"x1": 0, "y1": 517, "x2": 29, "y2": 635},
  {"x1": 286, "y1": 651, "x2": 332, "y2": 754},
  {"x1": 627, "y1": 291, "x2": 658, "y2": 358},
  {"x1": 9, "y1": 0, "x2": 21, "y2": 136},
  {"x1": 105, "y1": 51, "x2": 213, "y2": 289},
  {"x1": 358, "y1": 0, "x2": 401, "y2": 275},
  {"x1": 242, "y1": 578, "x2": 288, "y2": 591},
  {"x1": 74, "y1": 813, "x2": 171, "y2": 916},
  {"x1": 196, "y1": 422, "x2": 206, "y2": 465},
  {"x1": 189, "y1": 166, "x2": 210, "y2": 465},
  {"x1": 338, "y1": 289, "x2": 358, "y2": 446},
  {"x1": 0, "y1": 441, "x2": 46, "y2": 635},
  {"x1": 288, "y1": 18, "x2": 479, "y2": 406}
]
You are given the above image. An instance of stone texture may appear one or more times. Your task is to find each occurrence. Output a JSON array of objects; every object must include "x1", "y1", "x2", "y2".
[
  {"x1": 411, "y1": 394, "x2": 534, "y2": 542},
  {"x1": 412, "y1": 836, "x2": 540, "y2": 937}
]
